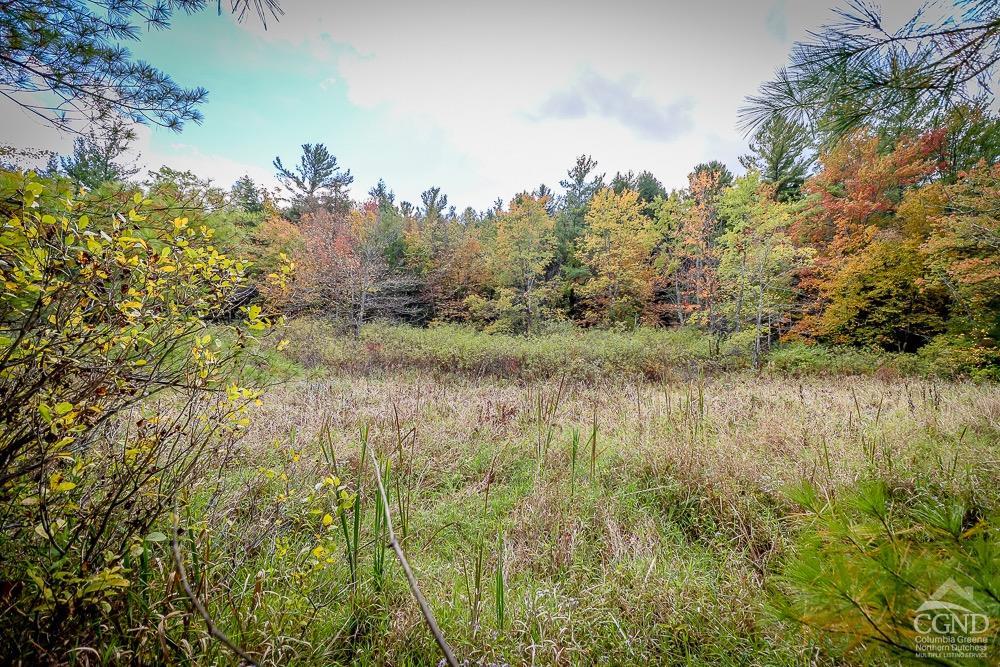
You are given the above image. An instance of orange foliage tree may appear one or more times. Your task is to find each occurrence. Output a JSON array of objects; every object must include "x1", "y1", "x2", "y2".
[
  {"x1": 283, "y1": 203, "x2": 423, "y2": 335},
  {"x1": 791, "y1": 129, "x2": 945, "y2": 340}
]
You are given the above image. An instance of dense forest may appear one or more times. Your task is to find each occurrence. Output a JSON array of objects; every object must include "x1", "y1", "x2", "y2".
[
  {"x1": 1, "y1": 0, "x2": 999, "y2": 665},
  {"x1": 13, "y1": 96, "x2": 1000, "y2": 378}
]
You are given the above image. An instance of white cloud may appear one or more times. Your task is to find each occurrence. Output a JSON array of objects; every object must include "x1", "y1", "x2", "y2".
[
  {"x1": 0, "y1": 96, "x2": 273, "y2": 191},
  {"x1": 228, "y1": 0, "x2": 846, "y2": 206},
  {"x1": 3, "y1": 0, "x2": 933, "y2": 208},
  {"x1": 130, "y1": 126, "x2": 276, "y2": 190},
  {"x1": 533, "y1": 70, "x2": 694, "y2": 142}
]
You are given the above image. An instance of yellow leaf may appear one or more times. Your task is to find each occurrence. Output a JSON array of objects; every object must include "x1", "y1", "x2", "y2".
[
  {"x1": 322, "y1": 513, "x2": 334, "y2": 527},
  {"x1": 48, "y1": 472, "x2": 76, "y2": 493}
]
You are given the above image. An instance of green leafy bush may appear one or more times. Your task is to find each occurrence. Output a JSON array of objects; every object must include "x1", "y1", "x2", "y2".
[{"x1": 0, "y1": 171, "x2": 282, "y2": 659}]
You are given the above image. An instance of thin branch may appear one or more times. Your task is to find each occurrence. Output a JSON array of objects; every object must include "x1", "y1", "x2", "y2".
[{"x1": 368, "y1": 447, "x2": 459, "y2": 667}]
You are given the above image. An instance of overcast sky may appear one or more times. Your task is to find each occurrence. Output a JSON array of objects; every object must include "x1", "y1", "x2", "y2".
[{"x1": 4, "y1": 0, "x2": 927, "y2": 209}]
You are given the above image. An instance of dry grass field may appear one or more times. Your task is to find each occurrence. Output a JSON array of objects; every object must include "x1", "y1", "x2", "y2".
[{"x1": 186, "y1": 360, "x2": 997, "y2": 665}]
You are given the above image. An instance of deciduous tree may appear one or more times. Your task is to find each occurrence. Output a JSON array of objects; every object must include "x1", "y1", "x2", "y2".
[
  {"x1": 480, "y1": 194, "x2": 558, "y2": 333},
  {"x1": 576, "y1": 188, "x2": 657, "y2": 325}
]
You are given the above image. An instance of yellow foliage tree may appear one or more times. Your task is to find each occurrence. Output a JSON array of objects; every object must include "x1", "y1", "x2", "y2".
[
  {"x1": 576, "y1": 188, "x2": 657, "y2": 324},
  {"x1": 484, "y1": 194, "x2": 558, "y2": 333}
]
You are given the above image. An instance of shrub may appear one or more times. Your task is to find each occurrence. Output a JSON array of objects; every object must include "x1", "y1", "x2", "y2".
[
  {"x1": 0, "y1": 171, "x2": 281, "y2": 659},
  {"x1": 766, "y1": 341, "x2": 920, "y2": 377},
  {"x1": 279, "y1": 320, "x2": 724, "y2": 381},
  {"x1": 920, "y1": 332, "x2": 1000, "y2": 381}
]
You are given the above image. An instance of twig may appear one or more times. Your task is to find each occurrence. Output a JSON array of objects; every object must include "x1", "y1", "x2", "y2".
[
  {"x1": 368, "y1": 448, "x2": 459, "y2": 667},
  {"x1": 171, "y1": 514, "x2": 257, "y2": 666}
]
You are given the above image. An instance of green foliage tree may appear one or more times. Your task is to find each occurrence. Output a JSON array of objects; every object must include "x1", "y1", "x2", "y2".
[
  {"x1": 611, "y1": 170, "x2": 666, "y2": 207},
  {"x1": 59, "y1": 121, "x2": 139, "y2": 189},
  {"x1": 775, "y1": 479, "x2": 999, "y2": 664},
  {"x1": 420, "y1": 186, "x2": 449, "y2": 221},
  {"x1": 231, "y1": 174, "x2": 266, "y2": 214},
  {"x1": 741, "y1": 0, "x2": 1000, "y2": 140},
  {"x1": 369, "y1": 178, "x2": 396, "y2": 212},
  {"x1": 556, "y1": 154, "x2": 604, "y2": 255},
  {"x1": 936, "y1": 103, "x2": 1000, "y2": 180},
  {"x1": 739, "y1": 116, "x2": 813, "y2": 201},
  {"x1": 717, "y1": 173, "x2": 813, "y2": 364},
  {"x1": 633, "y1": 170, "x2": 668, "y2": 206},
  {"x1": 920, "y1": 162, "x2": 1000, "y2": 375},
  {"x1": 690, "y1": 161, "x2": 733, "y2": 193}
]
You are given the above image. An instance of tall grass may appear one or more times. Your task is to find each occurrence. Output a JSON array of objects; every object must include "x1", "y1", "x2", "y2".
[
  {"x1": 21, "y1": 348, "x2": 995, "y2": 664},
  {"x1": 181, "y1": 368, "x2": 995, "y2": 665}
]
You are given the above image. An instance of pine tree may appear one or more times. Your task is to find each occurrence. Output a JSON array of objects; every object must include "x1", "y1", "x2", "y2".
[
  {"x1": 59, "y1": 121, "x2": 139, "y2": 189},
  {"x1": 739, "y1": 116, "x2": 813, "y2": 201},
  {"x1": 556, "y1": 155, "x2": 604, "y2": 254},
  {"x1": 231, "y1": 175, "x2": 266, "y2": 213},
  {"x1": 0, "y1": 0, "x2": 280, "y2": 131},
  {"x1": 273, "y1": 143, "x2": 353, "y2": 217}
]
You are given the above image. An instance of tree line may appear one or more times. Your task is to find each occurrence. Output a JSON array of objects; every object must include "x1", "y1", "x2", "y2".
[
  {"x1": 233, "y1": 107, "x2": 995, "y2": 377},
  {"x1": 20, "y1": 99, "x2": 998, "y2": 379}
]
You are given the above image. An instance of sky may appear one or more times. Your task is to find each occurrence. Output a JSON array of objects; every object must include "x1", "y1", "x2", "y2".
[{"x1": 3, "y1": 0, "x2": 927, "y2": 210}]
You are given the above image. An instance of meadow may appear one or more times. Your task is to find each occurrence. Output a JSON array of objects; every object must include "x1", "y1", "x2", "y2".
[
  {"x1": 154, "y1": 321, "x2": 998, "y2": 665},
  {"x1": 6, "y1": 1, "x2": 1000, "y2": 661}
]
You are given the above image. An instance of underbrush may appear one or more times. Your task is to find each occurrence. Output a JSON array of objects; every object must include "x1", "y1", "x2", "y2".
[
  {"x1": 287, "y1": 319, "x2": 719, "y2": 381},
  {"x1": 278, "y1": 318, "x2": 976, "y2": 381}
]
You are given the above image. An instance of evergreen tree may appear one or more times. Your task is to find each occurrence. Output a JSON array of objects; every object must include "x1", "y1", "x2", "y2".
[
  {"x1": 0, "y1": 0, "x2": 280, "y2": 131},
  {"x1": 556, "y1": 154, "x2": 604, "y2": 258},
  {"x1": 59, "y1": 121, "x2": 139, "y2": 189},
  {"x1": 739, "y1": 116, "x2": 813, "y2": 201},
  {"x1": 369, "y1": 179, "x2": 396, "y2": 210},
  {"x1": 534, "y1": 183, "x2": 556, "y2": 214},
  {"x1": 273, "y1": 143, "x2": 353, "y2": 217},
  {"x1": 420, "y1": 187, "x2": 449, "y2": 220},
  {"x1": 633, "y1": 170, "x2": 667, "y2": 206},
  {"x1": 741, "y1": 0, "x2": 1000, "y2": 139},
  {"x1": 231, "y1": 175, "x2": 265, "y2": 213},
  {"x1": 690, "y1": 161, "x2": 733, "y2": 191}
]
